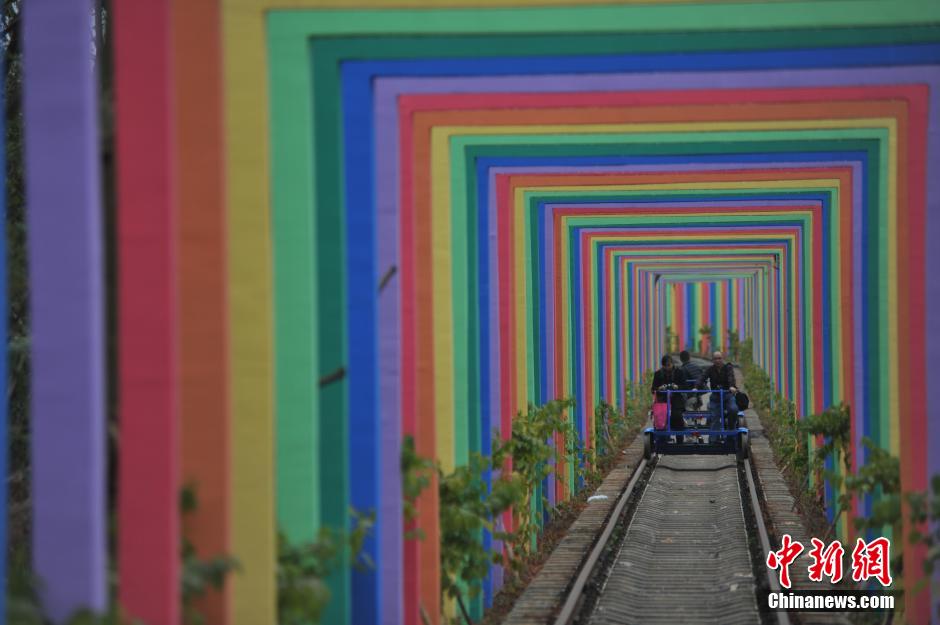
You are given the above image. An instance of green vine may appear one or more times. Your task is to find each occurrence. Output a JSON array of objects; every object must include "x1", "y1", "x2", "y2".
[
  {"x1": 505, "y1": 399, "x2": 579, "y2": 555},
  {"x1": 798, "y1": 403, "x2": 852, "y2": 533},
  {"x1": 401, "y1": 434, "x2": 436, "y2": 539},
  {"x1": 738, "y1": 337, "x2": 754, "y2": 368},
  {"x1": 402, "y1": 396, "x2": 643, "y2": 621},
  {"x1": 736, "y1": 339, "x2": 940, "y2": 620},
  {"x1": 594, "y1": 398, "x2": 644, "y2": 472},
  {"x1": 276, "y1": 509, "x2": 375, "y2": 625},
  {"x1": 438, "y1": 451, "x2": 522, "y2": 605},
  {"x1": 180, "y1": 484, "x2": 241, "y2": 625},
  {"x1": 698, "y1": 325, "x2": 712, "y2": 354},
  {"x1": 739, "y1": 354, "x2": 814, "y2": 526},
  {"x1": 727, "y1": 328, "x2": 741, "y2": 362},
  {"x1": 840, "y1": 439, "x2": 908, "y2": 615},
  {"x1": 5, "y1": 484, "x2": 241, "y2": 625},
  {"x1": 664, "y1": 325, "x2": 676, "y2": 353},
  {"x1": 906, "y1": 475, "x2": 940, "y2": 607},
  {"x1": 837, "y1": 445, "x2": 940, "y2": 618},
  {"x1": 844, "y1": 438, "x2": 900, "y2": 535},
  {"x1": 800, "y1": 403, "x2": 851, "y2": 473},
  {"x1": 592, "y1": 401, "x2": 619, "y2": 461}
]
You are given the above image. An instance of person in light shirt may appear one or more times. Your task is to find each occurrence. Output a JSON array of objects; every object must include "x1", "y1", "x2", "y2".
[
  {"x1": 678, "y1": 350, "x2": 704, "y2": 411},
  {"x1": 698, "y1": 351, "x2": 739, "y2": 436}
]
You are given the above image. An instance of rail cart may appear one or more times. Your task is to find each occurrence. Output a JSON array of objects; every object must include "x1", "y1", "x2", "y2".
[{"x1": 642, "y1": 388, "x2": 750, "y2": 463}]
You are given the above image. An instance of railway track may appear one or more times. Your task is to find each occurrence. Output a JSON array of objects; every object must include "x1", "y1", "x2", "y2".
[{"x1": 552, "y1": 450, "x2": 788, "y2": 625}]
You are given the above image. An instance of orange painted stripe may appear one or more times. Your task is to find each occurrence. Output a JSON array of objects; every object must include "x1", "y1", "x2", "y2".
[{"x1": 173, "y1": 1, "x2": 231, "y2": 623}]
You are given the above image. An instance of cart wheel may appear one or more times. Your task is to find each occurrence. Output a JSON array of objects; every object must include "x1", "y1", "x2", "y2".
[
  {"x1": 736, "y1": 431, "x2": 750, "y2": 463},
  {"x1": 644, "y1": 432, "x2": 652, "y2": 460}
]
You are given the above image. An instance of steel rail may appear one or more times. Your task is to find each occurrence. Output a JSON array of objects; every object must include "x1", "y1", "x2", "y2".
[
  {"x1": 744, "y1": 456, "x2": 791, "y2": 625},
  {"x1": 552, "y1": 457, "x2": 649, "y2": 625},
  {"x1": 553, "y1": 452, "x2": 790, "y2": 625}
]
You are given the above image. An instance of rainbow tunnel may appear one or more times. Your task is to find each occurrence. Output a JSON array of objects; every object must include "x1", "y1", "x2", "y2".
[{"x1": 10, "y1": 1, "x2": 940, "y2": 624}]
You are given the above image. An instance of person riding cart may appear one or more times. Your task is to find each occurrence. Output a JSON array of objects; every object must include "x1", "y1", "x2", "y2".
[
  {"x1": 652, "y1": 355, "x2": 688, "y2": 443},
  {"x1": 698, "y1": 351, "x2": 739, "y2": 436},
  {"x1": 642, "y1": 351, "x2": 750, "y2": 462},
  {"x1": 679, "y1": 350, "x2": 704, "y2": 411}
]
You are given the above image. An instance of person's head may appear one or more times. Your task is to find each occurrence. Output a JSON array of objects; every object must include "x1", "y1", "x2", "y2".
[
  {"x1": 712, "y1": 351, "x2": 724, "y2": 366},
  {"x1": 661, "y1": 355, "x2": 673, "y2": 369},
  {"x1": 679, "y1": 350, "x2": 690, "y2": 363}
]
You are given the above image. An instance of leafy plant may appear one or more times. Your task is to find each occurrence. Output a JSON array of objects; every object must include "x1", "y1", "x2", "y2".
[
  {"x1": 738, "y1": 337, "x2": 754, "y2": 368},
  {"x1": 400, "y1": 434, "x2": 524, "y2": 618},
  {"x1": 180, "y1": 485, "x2": 241, "y2": 625},
  {"x1": 698, "y1": 326, "x2": 713, "y2": 355},
  {"x1": 401, "y1": 434, "x2": 436, "y2": 539},
  {"x1": 6, "y1": 543, "x2": 44, "y2": 625},
  {"x1": 504, "y1": 399, "x2": 579, "y2": 555},
  {"x1": 6, "y1": 483, "x2": 239, "y2": 625},
  {"x1": 844, "y1": 438, "x2": 901, "y2": 534},
  {"x1": 907, "y1": 475, "x2": 940, "y2": 610},
  {"x1": 593, "y1": 401, "x2": 617, "y2": 459},
  {"x1": 277, "y1": 531, "x2": 336, "y2": 625},
  {"x1": 740, "y1": 359, "x2": 813, "y2": 516},
  {"x1": 727, "y1": 328, "x2": 741, "y2": 362},
  {"x1": 594, "y1": 400, "x2": 643, "y2": 472},
  {"x1": 437, "y1": 451, "x2": 522, "y2": 607},
  {"x1": 768, "y1": 394, "x2": 809, "y2": 490},
  {"x1": 740, "y1": 352, "x2": 771, "y2": 412},
  {"x1": 836, "y1": 446, "x2": 940, "y2": 619},
  {"x1": 403, "y1": 396, "x2": 645, "y2": 622},
  {"x1": 6, "y1": 576, "x2": 136, "y2": 625},
  {"x1": 60, "y1": 607, "x2": 138, "y2": 625},
  {"x1": 621, "y1": 373, "x2": 654, "y2": 440},
  {"x1": 839, "y1": 438, "x2": 907, "y2": 617},
  {"x1": 798, "y1": 404, "x2": 852, "y2": 532},
  {"x1": 739, "y1": 355, "x2": 937, "y2": 619},
  {"x1": 800, "y1": 403, "x2": 851, "y2": 472},
  {"x1": 277, "y1": 509, "x2": 375, "y2": 625},
  {"x1": 664, "y1": 325, "x2": 676, "y2": 353}
]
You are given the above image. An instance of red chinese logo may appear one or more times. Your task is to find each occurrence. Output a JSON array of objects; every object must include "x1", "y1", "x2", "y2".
[
  {"x1": 766, "y1": 533, "x2": 804, "y2": 589},
  {"x1": 766, "y1": 536, "x2": 893, "y2": 588},
  {"x1": 850, "y1": 537, "x2": 892, "y2": 587},
  {"x1": 807, "y1": 538, "x2": 845, "y2": 583}
]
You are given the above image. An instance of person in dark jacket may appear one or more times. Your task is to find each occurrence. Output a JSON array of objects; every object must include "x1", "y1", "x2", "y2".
[
  {"x1": 699, "y1": 351, "x2": 739, "y2": 435},
  {"x1": 679, "y1": 350, "x2": 704, "y2": 410},
  {"x1": 652, "y1": 355, "x2": 687, "y2": 442}
]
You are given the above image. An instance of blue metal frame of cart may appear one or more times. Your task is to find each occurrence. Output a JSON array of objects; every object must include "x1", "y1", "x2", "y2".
[{"x1": 642, "y1": 389, "x2": 750, "y2": 462}]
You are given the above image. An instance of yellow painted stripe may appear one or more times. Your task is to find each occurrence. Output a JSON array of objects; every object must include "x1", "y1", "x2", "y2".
[{"x1": 221, "y1": 3, "x2": 276, "y2": 623}]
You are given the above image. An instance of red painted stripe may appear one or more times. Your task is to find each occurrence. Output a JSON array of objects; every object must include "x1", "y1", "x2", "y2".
[
  {"x1": 899, "y1": 87, "x2": 930, "y2": 623},
  {"x1": 397, "y1": 94, "x2": 422, "y2": 625},
  {"x1": 580, "y1": 232, "x2": 594, "y2": 441},
  {"x1": 402, "y1": 84, "x2": 922, "y2": 112},
  {"x1": 114, "y1": 2, "x2": 179, "y2": 624}
]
